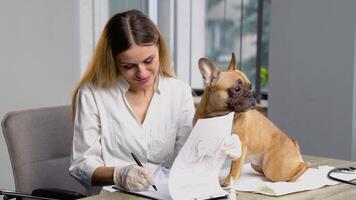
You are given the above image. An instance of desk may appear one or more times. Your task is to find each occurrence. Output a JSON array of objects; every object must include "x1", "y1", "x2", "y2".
[{"x1": 82, "y1": 155, "x2": 356, "y2": 200}]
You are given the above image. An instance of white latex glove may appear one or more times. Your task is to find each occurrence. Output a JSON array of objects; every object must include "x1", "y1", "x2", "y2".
[
  {"x1": 222, "y1": 134, "x2": 242, "y2": 161},
  {"x1": 113, "y1": 164, "x2": 155, "y2": 191}
]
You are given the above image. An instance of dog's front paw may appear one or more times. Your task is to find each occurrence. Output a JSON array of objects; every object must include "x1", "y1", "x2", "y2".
[{"x1": 219, "y1": 175, "x2": 232, "y2": 187}]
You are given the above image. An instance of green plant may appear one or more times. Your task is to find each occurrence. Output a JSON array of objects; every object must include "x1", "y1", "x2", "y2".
[{"x1": 260, "y1": 66, "x2": 269, "y2": 87}]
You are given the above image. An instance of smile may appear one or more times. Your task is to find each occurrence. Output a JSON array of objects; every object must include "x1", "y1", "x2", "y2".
[{"x1": 136, "y1": 75, "x2": 150, "y2": 84}]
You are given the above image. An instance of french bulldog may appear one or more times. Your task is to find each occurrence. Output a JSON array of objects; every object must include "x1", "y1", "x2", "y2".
[{"x1": 193, "y1": 53, "x2": 310, "y2": 186}]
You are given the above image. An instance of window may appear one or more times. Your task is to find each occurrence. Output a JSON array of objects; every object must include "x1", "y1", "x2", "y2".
[
  {"x1": 80, "y1": 0, "x2": 270, "y2": 102},
  {"x1": 158, "y1": 0, "x2": 270, "y2": 102},
  {"x1": 202, "y1": 0, "x2": 270, "y2": 101}
]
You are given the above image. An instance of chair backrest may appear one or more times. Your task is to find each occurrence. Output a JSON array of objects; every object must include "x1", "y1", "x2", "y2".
[{"x1": 1, "y1": 105, "x2": 86, "y2": 195}]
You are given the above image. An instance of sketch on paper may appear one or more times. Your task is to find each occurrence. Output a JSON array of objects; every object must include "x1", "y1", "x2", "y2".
[
  {"x1": 168, "y1": 112, "x2": 235, "y2": 200},
  {"x1": 179, "y1": 137, "x2": 226, "y2": 172}
]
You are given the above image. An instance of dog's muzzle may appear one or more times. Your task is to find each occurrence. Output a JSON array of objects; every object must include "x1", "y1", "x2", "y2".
[{"x1": 228, "y1": 90, "x2": 256, "y2": 113}]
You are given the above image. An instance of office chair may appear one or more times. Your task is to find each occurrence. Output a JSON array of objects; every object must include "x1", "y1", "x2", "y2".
[{"x1": 1, "y1": 106, "x2": 86, "y2": 200}]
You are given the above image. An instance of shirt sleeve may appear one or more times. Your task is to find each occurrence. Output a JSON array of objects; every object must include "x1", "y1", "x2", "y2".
[
  {"x1": 173, "y1": 84, "x2": 195, "y2": 158},
  {"x1": 69, "y1": 86, "x2": 104, "y2": 186}
]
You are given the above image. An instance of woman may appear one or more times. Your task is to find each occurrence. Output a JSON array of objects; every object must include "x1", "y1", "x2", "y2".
[{"x1": 69, "y1": 9, "x2": 241, "y2": 194}]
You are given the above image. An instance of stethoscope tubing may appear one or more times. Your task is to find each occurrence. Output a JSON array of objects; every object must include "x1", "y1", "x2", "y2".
[{"x1": 327, "y1": 167, "x2": 356, "y2": 186}]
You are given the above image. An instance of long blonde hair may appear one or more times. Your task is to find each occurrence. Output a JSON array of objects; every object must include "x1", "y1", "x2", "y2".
[{"x1": 72, "y1": 10, "x2": 175, "y2": 118}]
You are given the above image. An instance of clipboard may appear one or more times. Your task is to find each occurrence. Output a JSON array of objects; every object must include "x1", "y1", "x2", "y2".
[
  {"x1": 112, "y1": 186, "x2": 228, "y2": 200},
  {"x1": 112, "y1": 185, "x2": 169, "y2": 200}
]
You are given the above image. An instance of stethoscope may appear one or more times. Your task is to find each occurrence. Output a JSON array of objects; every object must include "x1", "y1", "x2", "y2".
[{"x1": 327, "y1": 166, "x2": 356, "y2": 185}]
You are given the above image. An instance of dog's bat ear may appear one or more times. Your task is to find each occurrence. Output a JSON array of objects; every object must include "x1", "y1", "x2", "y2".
[
  {"x1": 198, "y1": 58, "x2": 221, "y2": 87},
  {"x1": 227, "y1": 52, "x2": 241, "y2": 71},
  {"x1": 227, "y1": 53, "x2": 236, "y2": 71}
]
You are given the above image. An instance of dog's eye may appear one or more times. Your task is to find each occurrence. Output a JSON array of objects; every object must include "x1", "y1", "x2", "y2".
[{"x1": 234, "y1": 86, "x2": 241, "y2": 93}]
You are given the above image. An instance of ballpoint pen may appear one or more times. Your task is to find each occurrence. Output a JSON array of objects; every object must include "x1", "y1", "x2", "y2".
[{"x1": 131, "y1": 152, "x2": 158, "y2": 191}]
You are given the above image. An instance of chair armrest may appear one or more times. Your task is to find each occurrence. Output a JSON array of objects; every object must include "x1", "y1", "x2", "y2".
[{"x1": 32, "y1": 188, "x2": 86, "y2": 200}]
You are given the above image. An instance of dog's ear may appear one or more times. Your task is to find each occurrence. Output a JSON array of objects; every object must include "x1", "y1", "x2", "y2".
[
  {"x1": 227, "y1": 52, "x2": 236, "y2": 71},
  {"x1": 198, "y1": 58, "x2": 221, "y2": 87}
]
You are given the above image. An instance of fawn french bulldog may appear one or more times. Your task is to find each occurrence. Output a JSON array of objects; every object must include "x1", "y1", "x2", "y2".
[{"x1": 193, "y1": 53, "x2": 310, "y2": 186}]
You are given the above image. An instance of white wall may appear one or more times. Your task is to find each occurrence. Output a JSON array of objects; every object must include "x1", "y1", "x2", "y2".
[
  {"x1": 0, "y1": 0, "x2": 81, "y2": 190},
  {"x1": 269, "y1": 0, "x2": 356, "y2": 161}
]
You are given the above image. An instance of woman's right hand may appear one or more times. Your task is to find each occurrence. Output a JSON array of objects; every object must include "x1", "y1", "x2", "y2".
[{"x1": 113, "y1": 164, "x2": 155, "y2": 191}]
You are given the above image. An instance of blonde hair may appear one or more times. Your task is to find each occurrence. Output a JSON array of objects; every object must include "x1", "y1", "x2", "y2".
[{"x1": 71, "y1": 10, "x2": 175, "y2": 118}]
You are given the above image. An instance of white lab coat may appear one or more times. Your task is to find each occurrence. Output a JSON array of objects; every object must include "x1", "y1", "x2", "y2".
[{"x1": 69, "y1": 75, "x2": 195, "y2": 194}]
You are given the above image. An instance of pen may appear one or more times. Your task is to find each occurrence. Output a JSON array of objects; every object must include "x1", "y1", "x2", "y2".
[{"x1": 130, "y1": 152, "x2": 157, "y2": 191}]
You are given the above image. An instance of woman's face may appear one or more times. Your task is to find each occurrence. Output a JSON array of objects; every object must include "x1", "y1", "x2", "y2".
[{"x1": 117, "y1": 44, "x2": 160, "y2": 91}]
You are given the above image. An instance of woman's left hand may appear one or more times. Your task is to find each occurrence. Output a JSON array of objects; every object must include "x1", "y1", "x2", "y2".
[{"x1": 222, "y1": 134, "x2": 242, "y2": 160}]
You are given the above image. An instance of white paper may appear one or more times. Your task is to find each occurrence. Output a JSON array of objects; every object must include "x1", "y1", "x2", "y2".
[
  {"x1": 229, "y1": 164, "x2": 356, "y2": 196},
  {"x1": 169, "y1": 112, "x2": 234, "y2": 200},
  {"x1": 104, "y1": 112, "x2": 234, "y2": 200}
]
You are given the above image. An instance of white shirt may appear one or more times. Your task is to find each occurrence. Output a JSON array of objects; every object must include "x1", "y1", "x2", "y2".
[{"x1": 69, "y1": 75, "x2": 195, "y2": 193}]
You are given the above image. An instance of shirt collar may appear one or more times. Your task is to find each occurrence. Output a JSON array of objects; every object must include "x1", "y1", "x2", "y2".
[{"x1": 117, "y1": 75, "x2": 162, "y2": 94}]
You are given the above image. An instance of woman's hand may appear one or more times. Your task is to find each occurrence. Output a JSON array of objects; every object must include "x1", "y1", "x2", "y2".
[
  {"x1": 113, "y1": 164, "x2": 155, "y2": 191},
  {"x1": 222, "y1": 134, "x2": 242, "y2": 160}
]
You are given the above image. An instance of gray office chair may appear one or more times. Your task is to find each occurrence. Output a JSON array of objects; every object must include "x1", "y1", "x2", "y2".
[{"x1": 1, "y1": 106, "x2": 86, "y2": 199}]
